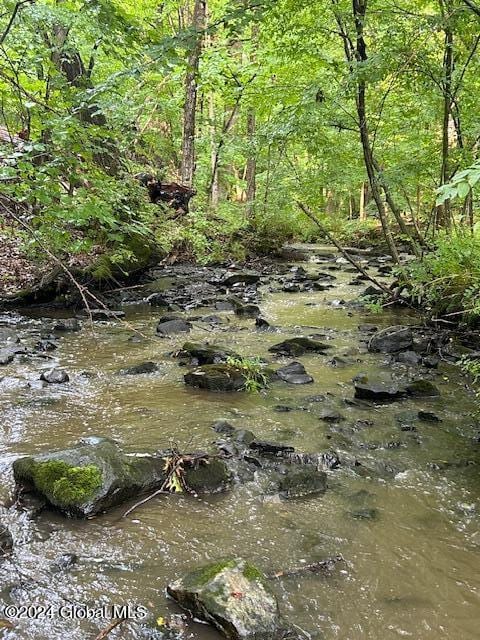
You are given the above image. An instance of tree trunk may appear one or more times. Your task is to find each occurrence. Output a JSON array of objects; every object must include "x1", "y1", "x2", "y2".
[
  {"x1": 437, "y1": 3, "x2": 454, "y2": 228},
  {"x1": 245, "y1": 108, "x2": 256, "y2": 218},
  {"x1": 359, "y1": 182, "x2": 366, "y2": 221},
  {"x1": 181, "y1": 0, "x2": 206, "y2": 187},
  {"x1": 208, "y1": 93, "x2": 219, "y2": 207}
]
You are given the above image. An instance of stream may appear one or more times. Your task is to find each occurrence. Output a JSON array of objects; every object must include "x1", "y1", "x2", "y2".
[{"x1": 0, "y1": 245, "x2": 479, "y2": 640}]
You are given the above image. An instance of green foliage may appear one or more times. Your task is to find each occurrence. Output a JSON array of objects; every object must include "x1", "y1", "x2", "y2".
[
  {"x1": 407, "y1": 231, "x2": 480, "y2": 322},
  {"x1": 31, "y1": 460, "x2": 102, "y2": 506},
  {"x1": 226, "y1": 356, "x2": 268, "y2": 392},
  {"x1": 437, "y1": 160, "x2": 480, "y2": 206}
]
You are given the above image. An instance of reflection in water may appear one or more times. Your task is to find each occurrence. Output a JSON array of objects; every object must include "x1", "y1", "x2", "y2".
[{"x1": 0, "y1": 261, "x2": 479, "y2": 639}]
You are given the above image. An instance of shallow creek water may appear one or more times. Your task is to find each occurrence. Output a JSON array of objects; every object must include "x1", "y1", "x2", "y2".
[{"x1": 0, "y1": 250, "x2": 479, "y2": 640}]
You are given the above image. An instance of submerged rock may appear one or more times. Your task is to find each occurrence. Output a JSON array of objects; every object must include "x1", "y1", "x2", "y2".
[
  {"x1": 40, "y1": 368, "x2": 69, "y2": 384},
  {"x1": 167, "y1": 558, "x2": 281, "y2": 640},
  {"x1": 177, "y1": 342, "x2": 239, "y2": 365},
  {"x1": 368, "y1": 326, "x2": 414, "y2": 353},
  {"x1": 269, "y1": 337, "x2": 329, "y2": 357},
  {"x1": 119, "y1": 361, "x2": 159, "y2": 375},
  {"x1": 0, "y1": 523, "x2": 13, "y2": 556},
  {"x1": 0, "y1": 349, "x2": 14, "y2": 365},
  {"x1": 405, "y1": 380, "x2": 440, "y2": 397},
  {"x1": 277, "y1": 466, "x2": 327, "y2": 499},
  {"x1": 53, "y1": 318, "x2": 81, "y2": 332},
  {"x1": 13, "y1": 440, "x2": 230, "y2": 517},
  {"x1": 395, "y1": 351, "x2": 422, "y2": 366},
  {"x1": 354, "y1": 382, "x2": 405, "y2": 401},
  {"x1": 156, "y1": 318, "x2": 191, "y2": 336}
]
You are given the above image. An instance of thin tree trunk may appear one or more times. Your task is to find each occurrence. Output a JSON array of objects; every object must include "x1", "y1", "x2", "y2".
[
  {"x1": 180, "y1": 0, "x2": 206, "y2": 187},
  {"x1": 208, "y1": 93, "x2": 219, "y2": 207},
  {"x1": 437, "y1": 2, "x2": 454, "y2": 228},
  {"x1": 245, "y1": 108, "x2": 256, "y2": 218},
  {"x1": 359, "y1": 182, "x2": 366, "y2": 220}
]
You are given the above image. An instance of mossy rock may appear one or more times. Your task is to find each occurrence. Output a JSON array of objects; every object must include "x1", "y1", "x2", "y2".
[
  {"x1": 268, "y1": 337, "x2": 330, "y2": 357},
  {"x1": 167, "y1": 557, "x2": 281, "y2": 639},
  {"x1": 405, "y1": 380, "x2": 440, "y2": 397},
  {"x1": 13, "y1": 440, "x2": 166, "y2": 517},
  {"x1": 184, "y1": 364, "x2": 248, "y2": 392},
  {"x1": 178, "y1": 342, "x2": 240, "y2": 365},
  {"x1": 13, "y1": 440, "x2": 232, "y2": 517}
]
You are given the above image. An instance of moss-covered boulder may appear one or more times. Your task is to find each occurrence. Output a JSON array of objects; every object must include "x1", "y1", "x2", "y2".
[
  {"x1": 268, "y1": 337, "x2": 330, "y2": 357},
  {"x1": 184, "y1": 365, "x2": 248, "y2": 392},
  {"x1": 177, "y1": 342, "x2": 240, "y2": 365},
  {"x1": 167, "y1": 558, "x2": 281, "y2": 640},
  {"x1": 12, "y1": 440, "x2": 231, "y2": 517},
  {"x1": 404, "y1": 380, "x2": 440, "y2": 397}
]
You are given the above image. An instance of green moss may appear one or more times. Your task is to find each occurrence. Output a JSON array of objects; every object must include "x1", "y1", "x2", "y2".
[
  {"x1": 188, "y1": 560, "x2": 237, "y2": 587},
  {"x1": 242, "y1": 563, "x2": 264, "y2": 582},
  {"x1": 32, "y1": 460, "x2": 102, "y2": 506}
]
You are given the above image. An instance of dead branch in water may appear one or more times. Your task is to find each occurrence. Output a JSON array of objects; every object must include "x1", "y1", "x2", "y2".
[
  {"x1": 94, "y1": 618, "x2": 128, "y2": 640},
  {"x1": 296, "y1": 201, "x2": 394, "y2": 298}
]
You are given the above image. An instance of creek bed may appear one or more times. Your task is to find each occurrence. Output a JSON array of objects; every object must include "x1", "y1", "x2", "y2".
[{"x1": 0, "y1": 249, "x2": 479, "y2": 640}]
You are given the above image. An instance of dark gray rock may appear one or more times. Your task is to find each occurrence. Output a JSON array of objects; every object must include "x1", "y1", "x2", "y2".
[
  {"x1": 418, "y1": 410, "x2": 441, "y2": 422},
  {"x1": 156, "y1": 318, "x2": 191, "y2": 336},
  {"x1": 405, "y1": 380, "x2": 440, "y2": 397},
  {"x1": 277, "y1": 466, "x2": 327, "y2": 499},
  {"x1": 53, "y1": 318, "x2": 81, "y2": 332},
  {"x1": 249, "y1": 441, "x2": 295, "y2": 455},
  {"x1": 269, "y1": 338, "x2": 329, "y2": 357},
  {"x1": 40, "y1": 368, "x2": 69, "y2": 384},
  {"x1": 212, "y1": 420, "x2": 236, "y2": 435},
  {"x1": 119, "y1": 361, "x2": 159, "y2": 375},
  {"x1": 0, "y1": 349, "x2": 14, "y2": 365},
  {"x1": 275, "y1": 362, "x2": 313, "y2": 385},
  {"x1": 234, "y1": 304, "x2": 261, "y2": 318},
  {"x1": 0, "y1": 523, "x2": 13, "y2": 556},
  {"x1": 184, "y1": 365, "x2": 247, "y2": 392},
  {"x1": 354, "y1": 382, "x2": 405, "y2": 401},
  {"x1": 234, "y1": 430, "x2": 256, "y2": 445},
  {"x1": 317, "y1": 408, "x2": 344, "y2": 422},
  {"x1": 349, "y1": 507, "x2": 378, "y2": 520},
  {"x1": 167, "y1": 558, "x2": 281, "y2": 640},
  {"x1": 177, "y1": 342, "x2": 239, "y2": 365},
  {"x1": 223, "y1": 272, "x2": 261, "y2": 286},
  {"x1": 50, "y1": 553, "x2": 78, "y2": 572},
  {"x1": 395, "y1": 351, "x2": 422, "y2": 366},
  {"x1": 368, "y1": 326, "x2": 414, "y2": 353}
]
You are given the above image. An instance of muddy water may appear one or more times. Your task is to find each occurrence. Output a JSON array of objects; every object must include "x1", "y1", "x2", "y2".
[{"x1": 1, "y1": 253, "x2": 480, "y2": 640}]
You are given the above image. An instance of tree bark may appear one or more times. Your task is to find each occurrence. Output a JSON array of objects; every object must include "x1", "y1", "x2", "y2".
[
  {"x1": 436, "y1": 4, "x2": 454, "y2": 228},
  {"x1": 181, "y1": 0, "x2": 207, "y2": 187}
]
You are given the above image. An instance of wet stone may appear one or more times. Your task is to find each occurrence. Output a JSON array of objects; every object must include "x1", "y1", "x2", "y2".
[
  {"x1": 354, "y1": 382, "x2": 405, "y2": 401},
  {"x1": 119, "y1": 361, "x2": 159, "y2": 375},
  {"x1": 167, "y1": 558, "x2": 281, "y2": 640},
  {"x1": 269, "y1": 337, "x2": 330, "y2": 357},
  {"x1": 0, "y1": 523, "x2": 13, "y2": 556},
  {"x1": 405, "y1": 380, "x2": 440, "y2": 397},
  {"x1": 368, "y1": 326, "x2": 414, "y2": 353},
  {"x1": 418, "y1": 410, "x2": 441, "y2": 422},
  {"x1": 156, "y1": 318, "x2": 191, "y2": 336},
  {"x1": 53, "y1": 318, "x2": 81, "y2": 332},
  {"x1": 275, "y1": 362, "x2": 314, "y2": 385},
  {"x1": 40, "y1": 368, "x2": 69, "y2": 384},
  {"x1": 395, "y1": 351, "x2": 422, "y2": 366},
  {"x1": 212, "y1": 420, "x2": 236, "y2": 435}
]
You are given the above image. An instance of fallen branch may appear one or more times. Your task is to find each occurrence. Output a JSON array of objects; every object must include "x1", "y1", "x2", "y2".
[
  {"x1": 296, "y1": 201, "x2": 394, "y2": 298},
  {"x1": 94, "y1": 618, "x2": 127, "y2": 640}
]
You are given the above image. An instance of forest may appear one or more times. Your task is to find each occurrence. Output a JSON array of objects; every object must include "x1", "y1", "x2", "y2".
[
  {"x1": 1, "y1": 2, "x2": 480, "y2": 640},
  {"x1": 0, "y1": 0, "x2": 479, "y2": 317}
]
